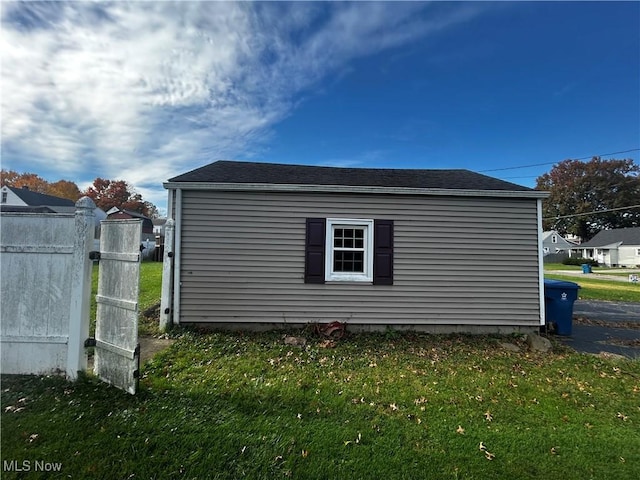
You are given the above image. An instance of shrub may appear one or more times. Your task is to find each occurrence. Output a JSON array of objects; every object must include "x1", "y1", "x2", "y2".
[{"x1": 562, "y1": 257, "x2": 599, "y2": 266}]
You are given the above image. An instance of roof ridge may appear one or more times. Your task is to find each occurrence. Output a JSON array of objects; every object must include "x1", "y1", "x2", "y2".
[{"x1": 167, "y1": 160, "x2": 536, "y2": 193}]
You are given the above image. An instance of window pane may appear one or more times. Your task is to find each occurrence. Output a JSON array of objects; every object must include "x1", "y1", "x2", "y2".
[
  {"x1": 334, "y1": 228, "x2": 343, "y2": 248},
  {"x1": 333, "y1": 227, "x2": 366, "y2": 249},
  {"x1": 334, "y1": 251, "x2": 364, "y2": 272}
]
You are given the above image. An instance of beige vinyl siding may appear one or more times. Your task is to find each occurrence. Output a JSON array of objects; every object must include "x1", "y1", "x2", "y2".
[{"x1": 178, "y1": 190, "x2": 541, "y2": 326}]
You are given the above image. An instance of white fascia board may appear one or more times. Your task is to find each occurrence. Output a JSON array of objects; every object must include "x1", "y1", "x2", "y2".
[{"x1": 162, "y1": 182, "x2": 549, "y2": 199}]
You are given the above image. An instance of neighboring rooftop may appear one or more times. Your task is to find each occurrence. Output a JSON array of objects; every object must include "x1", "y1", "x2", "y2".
[
  {"x1": 579, "y1": 227, "x2": 640, "y2": 248},
  {"x1": 0, "y1": 205, "x2": 57, "y2": 214},
  {"x1": 107, "y1": 208, "x2": 151, "y2": 220},
  {"x1": 3, "y1": 186, "x2": 75, "y2": 207},
  {"x1": 167, "y1": 160, "x2": 536, "y2": 192}
]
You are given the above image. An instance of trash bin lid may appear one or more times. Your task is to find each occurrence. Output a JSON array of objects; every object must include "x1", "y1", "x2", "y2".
[{"x1": 544, "y1": 278, "x2": 581, "y2": 289}]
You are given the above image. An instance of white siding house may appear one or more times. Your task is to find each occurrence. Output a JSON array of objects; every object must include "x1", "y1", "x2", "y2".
[{"x1": 574, "y1": 227, "x2": 640, "y2": 267}]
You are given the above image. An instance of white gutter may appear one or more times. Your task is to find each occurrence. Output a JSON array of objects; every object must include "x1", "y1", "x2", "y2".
[
  {"x1": 537, "y1": 198, "x2": 546, "y2": 327},
  {"x1": 172, "y1": 188, "x2": 182, "y2": 325},
  {"x1": 158, "y1": 187, "x2": 175, "y2": 330},
  {"x1": 163, "y1": 182, "x2": 549, "y2": 199}
]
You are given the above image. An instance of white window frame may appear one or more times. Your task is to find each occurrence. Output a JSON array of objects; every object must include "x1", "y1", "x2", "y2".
[
  {"x1": 552, "y1": 235, "x2": 557, "y2": 244},
  {"x1": 325, "y1": 218, "x2": 374, "y2": 282},
  {"x1": 636, "y1": 249, "x2": 640, "y2": 256}
]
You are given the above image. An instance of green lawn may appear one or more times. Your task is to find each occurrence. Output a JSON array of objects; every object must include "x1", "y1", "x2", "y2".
[
  {"x1": 3, "y1": 262, "x2": 639, "y2": 478},
  {"x1": 544, "y1": 263, "x2": 640, "y2": 302},
  {"x1": 2, "y1": 332, "x2": 639, "y2": 479},
  {"x1": 90, "y1": 261, "x2": 163, "y2": 336},
  {"x1": 545, "y1": 274, "x2": 640, "y2": 303}
]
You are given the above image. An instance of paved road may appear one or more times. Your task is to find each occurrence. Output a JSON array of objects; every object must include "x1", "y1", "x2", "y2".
[
  {"x1": 556, "y1": 300, "x2": 640, "y2": 359},
  {"x1": 573, "y1": 300, "x2": 640, "y2": 324}
]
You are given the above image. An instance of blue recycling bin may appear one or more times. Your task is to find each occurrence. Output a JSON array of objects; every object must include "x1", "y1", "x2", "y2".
[
  {"x1": 581, "y1": 263, "x2": 592, "y2": 274},
  {"x1": 544, "y1": 279, "x2": 581, "y2": 336}
]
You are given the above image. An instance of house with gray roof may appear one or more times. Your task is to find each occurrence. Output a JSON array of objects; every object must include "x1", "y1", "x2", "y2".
[
  {"x1": 1, "y1": 186, "x2": 76, "y2": 213},
  {"x1": 1, "y1": 186, "x2": 107, "y2": 246},
  {"x1": 162, "y1": 160, "x2": 549, "y2": 333},
  {"x1": 573, "y1": 227, "x2": 640, "y2": 267},
  {"x1": 542, "y1": 230, "x2": 577, "y2": 257}
]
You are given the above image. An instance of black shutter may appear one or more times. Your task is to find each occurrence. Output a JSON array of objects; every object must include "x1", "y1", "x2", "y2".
[
  {"x1": 305, "y1": 218, "x2": 325, "y2": 284},
  {"x1": 374, "y1": 219, "x2": 394, "y2": 285}
]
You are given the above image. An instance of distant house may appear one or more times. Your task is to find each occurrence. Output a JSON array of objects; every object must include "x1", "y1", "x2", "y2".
[
  {"x1": 106, "y1": 208, "x2": 154, "y2": 236},
  {"x1": 1, "y1": 186, "x2": 106, "y2": 249},
  {"x1": 152, "y1": 218, "x2": 167, "y2": 238},
  {"x1": 573, "y1": 227, "x2": 640, "y2": 267},
  {"x1": 1, "y1": 186, "x2": 75, "y2": 213},
  {"x1": 541, "y1": 230, "x2": 577, "y2": 256},
  {"x1": 162, "y1": 160, "x2": 549, "y2": 333}
]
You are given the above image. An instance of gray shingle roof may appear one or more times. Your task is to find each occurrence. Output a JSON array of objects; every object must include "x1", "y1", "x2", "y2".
[
  {"x1": 579, "y1": 227, "x2": 640, "y2": 247},
  {"x1": 0, "y1": 205, "x2": 57, "y2": 213},
  {"x1": 8, "y1": 187, "x2": 75, "y2": 207},
  {"x1": 168, "y1": 161, "x2": 534, "y2": 192}
]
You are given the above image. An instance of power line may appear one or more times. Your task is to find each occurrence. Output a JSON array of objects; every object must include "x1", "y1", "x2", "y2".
[
  {"x1": 543, "y1": 204, "x2": 640, "y2": 221},
  {"x1": 480, "y1": 148, "x2": 640, "y2": 173}
]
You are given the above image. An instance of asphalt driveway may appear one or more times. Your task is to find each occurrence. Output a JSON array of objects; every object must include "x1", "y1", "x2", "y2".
[{"x1": 555, "y1": 300, "x2": 640, "y2": 359}]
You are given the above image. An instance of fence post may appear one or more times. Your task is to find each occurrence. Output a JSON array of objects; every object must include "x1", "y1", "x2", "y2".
[
  {"x1": 67, "y1": 197, "x2": 96, "y2": 380},
  {"x1": 159, "y1": 219, "x2": 175, "y2": 331}
]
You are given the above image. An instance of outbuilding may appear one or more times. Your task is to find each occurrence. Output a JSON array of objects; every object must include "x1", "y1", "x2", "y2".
[{"x1": 163, "y1": 161, "x2": 548, "y2": 333}]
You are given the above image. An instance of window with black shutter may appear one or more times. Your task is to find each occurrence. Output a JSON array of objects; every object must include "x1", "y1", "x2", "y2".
[
  {"x1": 305, "y1": 218, "x2": 393, "y2": 284},
  {"x1": 304, "y1": 218, "x2": 325, "y2": 283}
]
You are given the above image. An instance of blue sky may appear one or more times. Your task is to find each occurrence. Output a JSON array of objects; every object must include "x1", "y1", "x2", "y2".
[{"x1": 2, "y1": 1, "x2": 638, "y2": 214}]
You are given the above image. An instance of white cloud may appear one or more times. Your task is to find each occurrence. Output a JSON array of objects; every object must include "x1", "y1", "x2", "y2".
[{"x1": 1, "y1": 1, "x2": 485, "y2": 212}]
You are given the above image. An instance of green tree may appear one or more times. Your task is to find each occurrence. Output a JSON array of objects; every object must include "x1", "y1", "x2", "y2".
[
  {"x1": 536, "y1": 157, "x2": 640, "y2": 240},
  {"x1": 83, "y1": 178, "x2": 158, "y2": 217}
]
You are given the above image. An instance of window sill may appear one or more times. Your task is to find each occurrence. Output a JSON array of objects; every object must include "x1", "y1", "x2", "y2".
[{"x1": 325, "y1": 280, "x2": 374, "y2": 286}]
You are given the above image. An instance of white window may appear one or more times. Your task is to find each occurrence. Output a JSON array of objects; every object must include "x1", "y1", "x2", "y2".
[
  {"x1": 325, "y1": 218, "x2": 374, "y2": 282},
  {"x1": 636, "y1": 249, "x2": 640, "y2": 256},
  {"x1": 1, "y1": 191, "x2": 6, "y2": 204},
  {"x1": 552, "y1": 235, "x2": 557, "y2": 243}
]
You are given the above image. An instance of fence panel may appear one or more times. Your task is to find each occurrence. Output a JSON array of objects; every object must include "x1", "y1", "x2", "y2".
[{"x1": 0, "y1": 199, "x2": 94, "y2": 378}]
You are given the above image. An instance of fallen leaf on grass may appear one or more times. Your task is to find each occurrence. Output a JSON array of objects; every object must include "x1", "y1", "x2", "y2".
[
  {"x1": 617, "y1": 412, "x2": 628, "y2": 421},
  {"x1": 344, "y1": 433, "x2": 362, "y2": 446},
  {"x1": 479, "y1": 442, "x2": 495, "y2": 460},
  {"x1": 484, "y1": 411, "x2": 493, "y2": 422},
  {"x1": 301, "y1": 450, "x2": 308, "y2": 458},
  {"x1": 456, "y1": 425, "x2": 465, "y2": 435}
]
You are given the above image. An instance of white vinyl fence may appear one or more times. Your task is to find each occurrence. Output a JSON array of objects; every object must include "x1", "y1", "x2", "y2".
[{"x1": 0, "y1": 198, "x2": 95, "y2": 379}]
